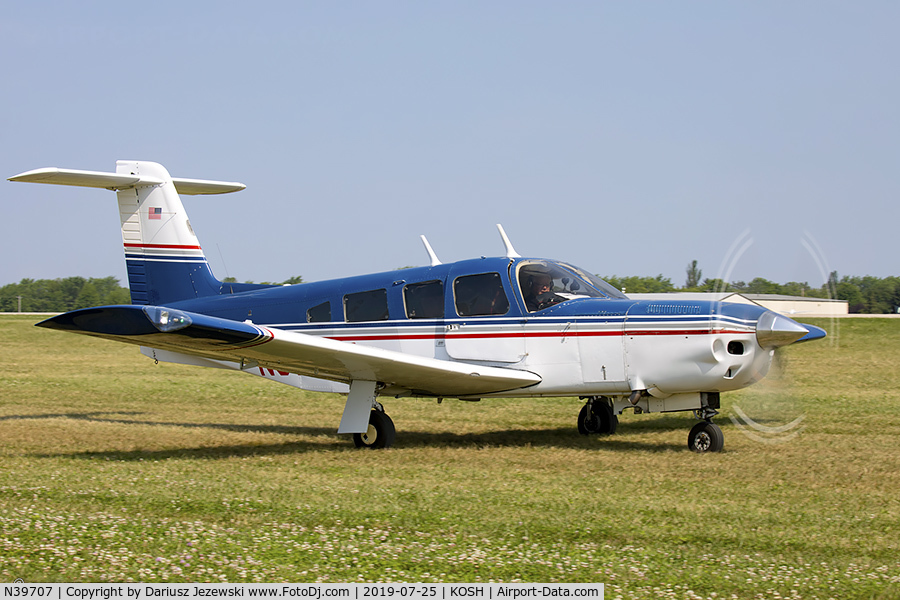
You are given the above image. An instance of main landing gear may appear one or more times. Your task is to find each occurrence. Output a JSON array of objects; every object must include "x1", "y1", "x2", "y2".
[
  {"x1": 577, "y1": 396, "x2": 617, "y2": 436},
  {"x1": 352, "y1": 405, "x2": 396, "y2": 449}
]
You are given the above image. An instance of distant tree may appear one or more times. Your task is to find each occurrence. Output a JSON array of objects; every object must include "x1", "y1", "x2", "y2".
[
  {"x1": 827, "y1": 271, "x2": 839, "y2": 295},
  {"x1": 685, "y1": 260, "x2": 702, "y2": 288},
  {"x1": 746, "y1": 277, "x2": 782, "y2": 295},
  {"x1": 105, "y1": 286, "x2": 132, "y2": 304},
  {"x1": 603, "y1": 275, "x2": 675, "y2": 294},
  {"x1": 75, "y1": 282, "x2": 101, "y2": 309},
  {"x1": 780, "y1": 281, "x2": 812, "y2": 297},
  {"x1": 859, "y1": 276, "x2": 896, "y2": 314},
  {"x1": 697, "y1": 278, "x2": 729, "y2": 293},
  {"x1": 255, "y1": 276, "x2": 303, "y2": 286}
]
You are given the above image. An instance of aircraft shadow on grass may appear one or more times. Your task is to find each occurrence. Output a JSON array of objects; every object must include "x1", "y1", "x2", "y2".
[{"x1": 7, "y1": 411, "x2": 686, "y2": 460}]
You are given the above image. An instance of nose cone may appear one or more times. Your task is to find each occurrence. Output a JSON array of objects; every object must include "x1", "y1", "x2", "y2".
[
  {"x1": 756, "y1": 310, "x2": 821, "y2": 349},
  {"x1": 795, "y1": 323, "x2": 827, "y2": 344}
]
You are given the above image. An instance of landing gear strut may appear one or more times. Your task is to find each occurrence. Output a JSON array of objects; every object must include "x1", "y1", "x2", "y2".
[
  {"x1": 577, "y1": 397, "x2": 617, "y2": 436},
  {"x1": 353, "y1": 406, "x2": 396, "y2": 449}
]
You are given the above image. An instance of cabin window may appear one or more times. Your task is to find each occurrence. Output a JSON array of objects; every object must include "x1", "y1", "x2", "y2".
[
  {"x1": 404, "y1": 280, "x2": 444, "y2": 319},
  {"x1": 307, "y1": 301, "x2": 331, "y2": 323},
  {"x1": 344, "y1": 289, "x2": 389, "y2": 322},
  {"x1": 454, "y1": 273, "x2": 509, "y2": 316}
]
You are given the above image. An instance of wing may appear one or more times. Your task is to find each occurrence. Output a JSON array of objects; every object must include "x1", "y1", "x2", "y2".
[{"x1": 38, "y1": 306, "x2": 541, "y2": 397}]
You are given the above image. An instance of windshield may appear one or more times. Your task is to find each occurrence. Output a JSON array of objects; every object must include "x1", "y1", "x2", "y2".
[
  {"x1": 516, "y1": 260, "x2": 626, "y2": 312},
  {"x1": 557, "y1": 261, "x2": 628, "y2": 299}
]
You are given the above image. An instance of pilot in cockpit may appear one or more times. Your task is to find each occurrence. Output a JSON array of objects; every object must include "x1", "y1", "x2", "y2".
[{"x1": 523, "y1": 271, "x2": 564, "y2": 312}]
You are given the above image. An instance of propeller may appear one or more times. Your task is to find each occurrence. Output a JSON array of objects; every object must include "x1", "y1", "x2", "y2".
[{"x1": 756, "y1": 311, "x2": 826, "y2": 349}]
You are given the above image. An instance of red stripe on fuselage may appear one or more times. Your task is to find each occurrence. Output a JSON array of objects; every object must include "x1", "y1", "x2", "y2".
[{"x1": 327, "y1": 329, "x2": 749, "y2": 343}]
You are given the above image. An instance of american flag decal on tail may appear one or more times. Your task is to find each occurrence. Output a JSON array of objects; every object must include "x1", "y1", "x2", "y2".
[{"x1": 149, "y1": 207, "x2": 162, "y2": 220}]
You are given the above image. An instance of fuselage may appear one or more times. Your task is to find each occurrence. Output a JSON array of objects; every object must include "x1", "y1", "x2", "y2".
[{"x1": 166, "y1": 256, "x2": 777, "y2": 399}]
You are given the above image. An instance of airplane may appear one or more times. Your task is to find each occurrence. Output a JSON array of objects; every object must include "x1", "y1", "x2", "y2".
[{"x1": 9, "y1": 160, "x2": 826, "y2": 452}]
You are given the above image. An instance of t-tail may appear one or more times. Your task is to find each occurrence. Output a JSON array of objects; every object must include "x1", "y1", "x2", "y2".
[{"x1": 9, "y1": 160, "x2": 247, "y2": 305}]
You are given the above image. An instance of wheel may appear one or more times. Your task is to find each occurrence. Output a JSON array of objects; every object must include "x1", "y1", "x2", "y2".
[
  {"x1": 688, "y1": 421, "x2": 724, "y2": 453},
  {"x1": 353, "y1": 409, "x2": 396, "y2": 449},
  {"x1": 577, "y1": 401, "x2": 617, "y2": 436}
]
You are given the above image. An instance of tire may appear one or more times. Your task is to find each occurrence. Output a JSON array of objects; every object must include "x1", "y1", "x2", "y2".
[
  {"x1": 578, "y1": 401, "x2": 617, "y2": 436},
  {"x1": 688, "y1": 421, "x2": 724, "y2": 453},
  {"x1": 353, "y1": 410, "x2": 396, "y2": 449}
]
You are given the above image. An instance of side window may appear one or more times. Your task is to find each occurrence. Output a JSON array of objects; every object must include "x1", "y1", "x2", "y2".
[
  {"x1": 454, "y1": 273, "x2": 509, "y2": 317},
  {"x1": 404, "y1": 280, "x2": 444, "y2": 319},
  {"x1": 344, "y1": 289, "x2": 389, "y2": 322},
  {"x1": 307, "y1": 301, "x2": 331, "y2": 323}
]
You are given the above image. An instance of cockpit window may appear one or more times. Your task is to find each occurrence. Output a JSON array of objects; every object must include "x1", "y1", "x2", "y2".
[{"x1": 517, "y1": 260, "x2": 624, "y2": 312}]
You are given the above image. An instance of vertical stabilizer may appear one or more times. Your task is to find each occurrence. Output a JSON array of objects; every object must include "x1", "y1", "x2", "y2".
[{"x1": 115, "y1": 161, "x2": 220, "y2": 304}]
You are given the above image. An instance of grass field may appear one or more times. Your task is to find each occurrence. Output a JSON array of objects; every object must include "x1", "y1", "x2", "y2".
[{"x1": 1, "y1": 314, "x2": 899, "y2": 598}]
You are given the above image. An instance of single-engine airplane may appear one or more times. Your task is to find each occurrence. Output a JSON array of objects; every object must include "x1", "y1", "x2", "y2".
[{"x1": 9, "y1": 160, "x2": 826, "y2": 452}]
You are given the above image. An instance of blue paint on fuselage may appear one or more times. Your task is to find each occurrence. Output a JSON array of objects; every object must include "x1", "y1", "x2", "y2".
[
  {"x1": 165, "y1": 256, "x2": 769, "y2": 331},
  {"x1": 169, "y1": 257, "x2": 518, "y2": 326}
]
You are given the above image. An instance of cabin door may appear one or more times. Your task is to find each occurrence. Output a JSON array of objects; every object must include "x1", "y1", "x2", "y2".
[{"x1": 443, "y1": 268, "x2": 526, "y2": 363}]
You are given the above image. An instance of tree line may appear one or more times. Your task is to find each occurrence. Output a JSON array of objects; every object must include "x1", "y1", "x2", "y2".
[
  {"x1": 0, "y1": 277, "x2": 131, "y2": 313},
  {"x1": 604, "y1": 261, "x2": 900, "y2": 314},
  {"x1": 0, "y1": 276, "x2": 301, "y2": 313},
  {"x1": 2, "y1": 269, "x2": 898, "y2": 314}
]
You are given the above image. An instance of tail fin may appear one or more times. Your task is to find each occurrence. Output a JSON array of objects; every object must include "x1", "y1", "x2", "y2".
[{"x1": 9, "y1": 160, "x2": 245, "y2": 305}]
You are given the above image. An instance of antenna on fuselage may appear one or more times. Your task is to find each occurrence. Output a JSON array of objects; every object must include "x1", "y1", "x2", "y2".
[
  {"x1": 420, "y1": 235, "x2": 442, "y2": 266},
  {"x1": 496, "y1": 224, "x2": 521, "y2": 259}
]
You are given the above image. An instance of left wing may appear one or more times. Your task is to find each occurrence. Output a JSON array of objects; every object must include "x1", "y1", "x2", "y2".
[{"x1": 38, "y1": 305, "x2": 541, "y2": 397}]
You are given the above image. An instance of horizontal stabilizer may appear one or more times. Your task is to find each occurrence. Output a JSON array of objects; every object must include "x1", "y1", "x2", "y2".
[
  {"x1": 38, "y1": 306, "x2": 542, "y2": 397},
  {"x1": 9, "y1": 167, "x2": 245, "y2": 195}
]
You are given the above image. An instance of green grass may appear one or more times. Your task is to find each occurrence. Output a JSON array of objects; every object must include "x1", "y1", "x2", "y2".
[{"x1": 1, "y1": 315, "x2": 899, "y2": 598}]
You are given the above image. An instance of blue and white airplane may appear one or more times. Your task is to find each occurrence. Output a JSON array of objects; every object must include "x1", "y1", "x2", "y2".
[{"x1": 9, "y1": 160, "x2": 826, "y2": 452}]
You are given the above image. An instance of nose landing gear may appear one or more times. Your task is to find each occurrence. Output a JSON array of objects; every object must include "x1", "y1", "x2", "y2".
[{"x1": 688, "y1": 420, "x2": 724, "y2": 453}]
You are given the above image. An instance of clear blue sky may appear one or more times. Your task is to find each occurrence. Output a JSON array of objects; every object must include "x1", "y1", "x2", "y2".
[{"x1": 2, "y1": 2, "x2": 897, "y2": 290}]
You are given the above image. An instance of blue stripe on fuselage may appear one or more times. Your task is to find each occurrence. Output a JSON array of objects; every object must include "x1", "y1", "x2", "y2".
[{"x1": 161, "y1": 256, "x2": 769, "y2": 334}]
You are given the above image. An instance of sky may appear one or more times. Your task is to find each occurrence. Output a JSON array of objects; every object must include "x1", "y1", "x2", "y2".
[{"x1": 2, "y1": 1, "x2": 897, "y2": 291}]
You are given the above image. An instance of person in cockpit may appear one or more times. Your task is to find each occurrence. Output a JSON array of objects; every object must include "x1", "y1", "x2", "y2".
[{"x1": 524, "y1": 272, "x2": 563, "y2": 312}]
